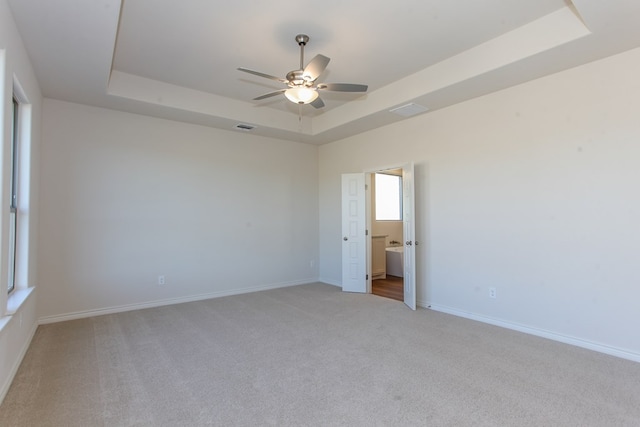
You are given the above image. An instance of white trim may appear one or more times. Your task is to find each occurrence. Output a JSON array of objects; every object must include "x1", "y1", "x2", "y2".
[
  {"x1": 319, "y1": 278, "x2": 341, "y2": 287},
  {"x1": 6, "y1": 287, "x2": 34, "y2": 315},
  {"x1": 363, "y1": 163, "x2": 407, "y2": 174},
  {"x1": 429, "y1": 304, "x2": 640, "y2": 363},
  {"x1": 417, "y1": 298, "x2": 430, "y2": 309},
  {"x1": 0, "y1": 322, "x2": 37, "y2": 404},
  {"x1": 0, "y1": 317, "x2": 9, "y2": 332},
  {"x1": 0, "y1": 288, "x2": 35, "y2": 334},
  {"x1": 12, "y1": 74, "x2": 30, "y2": 103},
  {"x1": 38, "y1": 279, "x2": 318, "y2": 324}
]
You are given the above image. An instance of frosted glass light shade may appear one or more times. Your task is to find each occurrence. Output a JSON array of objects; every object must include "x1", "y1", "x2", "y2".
[{"x1": 284, "y1": 87, "x2": 318, "y2": 104}]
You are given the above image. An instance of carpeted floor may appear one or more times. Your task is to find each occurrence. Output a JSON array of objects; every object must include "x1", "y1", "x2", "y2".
[{"x1": 1, "y1": 283, "x2": 639, "y2": 426}]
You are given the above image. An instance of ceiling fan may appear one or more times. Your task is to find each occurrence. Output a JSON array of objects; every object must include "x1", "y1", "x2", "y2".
[{"x1": 237, "y1": 34, "x2": 368, "y2": 109}]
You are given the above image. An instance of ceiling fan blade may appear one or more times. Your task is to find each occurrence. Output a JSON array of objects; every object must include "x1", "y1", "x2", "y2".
[
  {"x1": 317, "y1": 83, "x2": 368, "y2": 92},
  {"x1": 303, "y1": 55, "x2": 330, "y2": 81},
  {"x1": 238, "y1": 67, "x2": 287, "y2": 83},
  {"x1": 253, "y1": 89, "x2": 286, "y2": 100},
  {"x1": 310, "y1": 96, "x2": 325, "y2": 109}
]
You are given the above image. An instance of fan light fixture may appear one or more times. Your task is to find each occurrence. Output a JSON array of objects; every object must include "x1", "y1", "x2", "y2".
[{"x1": 284, "y1": 87, "x2": 318, "y2": 104}]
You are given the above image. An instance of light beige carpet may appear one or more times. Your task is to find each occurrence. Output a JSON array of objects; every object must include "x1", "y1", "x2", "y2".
[{"x1": 1, "y1": 283, "x2": 639, "y2": 426}]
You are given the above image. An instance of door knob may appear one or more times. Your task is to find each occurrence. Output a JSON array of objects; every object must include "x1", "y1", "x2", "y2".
[
  {"x1": 406, "y1": 241, "x2": 413, "y2": 246},
  {"x1": 415, "y1": 241, "x2": 419, "y2": 246},
  {"x1": 343, "y1": 237, "x2": 348, "y2": 241}
]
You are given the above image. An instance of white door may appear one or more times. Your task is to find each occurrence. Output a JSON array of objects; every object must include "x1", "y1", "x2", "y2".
[
  {"x1": 341, "y1": 173, "x2": 366, "y2": 293},
  {"x1": 402, "y1": 163, "x2": 417, "y2": 310}
]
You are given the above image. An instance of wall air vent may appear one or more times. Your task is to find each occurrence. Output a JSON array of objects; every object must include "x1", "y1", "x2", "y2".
[
  {"x1": 389, "y1": 103, "x2": 429, "y2": 117},
  {"x1": 234, "y1": 123, "x2": 257, "y2": 131}
]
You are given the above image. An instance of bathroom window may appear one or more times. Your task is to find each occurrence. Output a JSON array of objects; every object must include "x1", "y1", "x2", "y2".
[{"x1": 374, "y1": 172, "x2": 402, "y2": 221}]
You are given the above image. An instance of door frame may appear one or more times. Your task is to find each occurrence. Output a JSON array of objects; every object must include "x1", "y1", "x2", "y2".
[{"x1": 364, "y1": 163, "x2": 415, "y2": 305}]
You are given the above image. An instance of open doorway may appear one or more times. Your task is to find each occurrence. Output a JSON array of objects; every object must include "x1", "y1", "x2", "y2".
[
  {"x1": 369, "y1": 168, "x2": 404, "y2": 302},
  {"x1": 342, "y1": 164, "x2": 415, "y2": 309}
]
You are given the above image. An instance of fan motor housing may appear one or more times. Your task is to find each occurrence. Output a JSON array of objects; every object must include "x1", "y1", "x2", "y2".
[{"x1": 286, "y1": 70, "x2": 313, "y2": 87}]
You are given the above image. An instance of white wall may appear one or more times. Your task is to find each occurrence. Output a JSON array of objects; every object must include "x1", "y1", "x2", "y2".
[
  {"x1": 0, "y1": 0, "x2": 42, "y2": 403},
  {"x1": 38, "y1": 100, "x2": 319, "y2": 320},
  {"x1": 319, "y1": 47, "x2": 640, "y2": 360},
  {"x1": 371, "y1": 220, "x2": 402, "y2": 246}
]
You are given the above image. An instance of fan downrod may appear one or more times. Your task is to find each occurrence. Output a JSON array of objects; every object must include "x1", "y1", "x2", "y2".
[{"x1": 294, "y1": 34, "x2": 310, "y2": 71}]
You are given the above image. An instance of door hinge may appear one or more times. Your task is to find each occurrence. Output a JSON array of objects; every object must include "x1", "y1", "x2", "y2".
[
  {"x1": 366, "y1": 274, "x2": 369, "y2": 280},
  {"x1": 366, "y1": 229, "x2": 369, "y2": 236}
]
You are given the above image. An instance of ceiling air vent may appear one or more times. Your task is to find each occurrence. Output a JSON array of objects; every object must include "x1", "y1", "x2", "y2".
[
  {"x1": 234, "y1": 123, "x2": 257, "y2": 132},
  {"x1": 389, "y1": 103, "x2": 429, "y2": 117}
]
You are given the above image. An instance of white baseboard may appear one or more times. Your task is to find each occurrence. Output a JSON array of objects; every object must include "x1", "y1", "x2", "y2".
[
  {"x1": 417, "y1": 298, "x2": 430, "y2": 309},
  {"x1": 429, "y1": 304, "x2": 640, "y2": 363},
  {"x1": 319, "y1": 277, "x2": 341, "y2": 287},
  {"x1": 0, "y1": 322, "x2": 38, "y2": 405},
  {"x1": 39, "y1": 278, "x2": 318, "y2": 325}
]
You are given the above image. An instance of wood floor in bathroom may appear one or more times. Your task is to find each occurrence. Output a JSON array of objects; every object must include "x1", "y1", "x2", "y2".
[{"x1": 372, "y1": 275, "x2": 404, "y2": 302}]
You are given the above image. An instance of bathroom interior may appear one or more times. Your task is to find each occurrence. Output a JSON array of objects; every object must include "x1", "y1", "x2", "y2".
[{"x1": 371, "y1": 169, "x2": 404, "y2": 302}]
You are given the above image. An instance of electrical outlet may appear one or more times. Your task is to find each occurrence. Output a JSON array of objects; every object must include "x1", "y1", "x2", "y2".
[
  {"x1": 489, "y1": 287, "x2": 497, "y2": 299},
  {"x1": 158, "y1": 275, "x2": 165, "y2": 285}
]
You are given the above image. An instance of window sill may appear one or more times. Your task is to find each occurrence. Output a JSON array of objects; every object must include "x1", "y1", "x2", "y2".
[
  {"x1": 0, "y1": 288, "x2": 34, "y2": 334},
  {"x1": 6, "y1": 287, "x2": 35, "y2": 315}
]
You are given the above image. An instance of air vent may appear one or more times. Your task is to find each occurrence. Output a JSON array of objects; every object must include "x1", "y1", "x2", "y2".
[
  {"x1": 389, "y1": 103, "x2": 429, "y2": 117},
  {"x1": 234, "y1": 123, "x2": 257, "y2": 131}
]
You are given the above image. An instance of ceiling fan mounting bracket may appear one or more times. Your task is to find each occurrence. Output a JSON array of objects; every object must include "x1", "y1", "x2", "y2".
[{"x1": 295, "y1": 34, "x2": 309, "y2": 46}]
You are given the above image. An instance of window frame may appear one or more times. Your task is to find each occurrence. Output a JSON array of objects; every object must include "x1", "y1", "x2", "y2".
[
  {"x1": 8, "y1": 96, "x2": 19, "y2": 294},
  {"x1": 374, "y1": 172, "x2": 403, "y2": 221}
]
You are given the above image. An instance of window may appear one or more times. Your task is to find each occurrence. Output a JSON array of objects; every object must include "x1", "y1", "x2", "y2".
[
  {"x1": 374, "y1": 172, "x2": 402, "y2": 221},
  {"x1": 8, "y1": 96, "x2": 19, "y2": 294}
]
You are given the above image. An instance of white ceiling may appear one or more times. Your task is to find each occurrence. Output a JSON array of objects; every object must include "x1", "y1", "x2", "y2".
[{"x1": 7, "y1": 0, "x2": 640, "y2": 144}]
